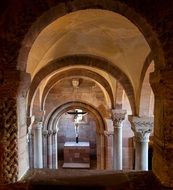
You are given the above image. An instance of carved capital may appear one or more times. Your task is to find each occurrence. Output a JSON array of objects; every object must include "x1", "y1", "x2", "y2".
[
  {"x1": 128, "y1": 115, "x2": 153, "y2": 142},
  {"x1": 104, "y1": 130, "x2": 114, "y2": 136},
  {"x1": 48, "y1": 129, "x2": 53, "y2": 136},
  {"x1": 33, "y1": 121, "x2": 43, "y2": 130},
  {"x1": 42, "y1": 130, "x2": 48, "y2": 137},
  {"x1": 111, "y1": 109, "x2": 126, "y2": 127},
  {"x1": 53, "y1": 128, "x2": 59, "y2": 135}
]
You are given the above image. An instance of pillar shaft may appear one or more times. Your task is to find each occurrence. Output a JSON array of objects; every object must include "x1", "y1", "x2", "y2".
[
  {"x1": 28, "y1": 128, "x2": 34, "y2": 168},
  {"x1": 128, "y1": 116, "x2": 153, "y2": 171},
  {"x1": 112, "y1": 109, "x2": 126, "y2": 170},
  {"x1": 33, "y1": 122, "x2": 43, "y2": 168},
  {"x1": 113, "y1": 126, "x2": 122, "y2": 170},
  {"x1": 104, "y1": 130, "x2": 113, "y2": 169},
  {"x1": 48, "y1": 130, "x2": 53, "y2": 168},
  {"x1": 135, "y1": 138, "x2": 149, "y2": 170},
  {"x1": 42, "y1": 130, "x2": 48, "y2": 168},
  {"x1": 52, "y1": 129, "x2": 58, "y2": 169}
]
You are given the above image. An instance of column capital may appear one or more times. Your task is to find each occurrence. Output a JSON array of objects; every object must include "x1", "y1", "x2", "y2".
[
  {"x1": 104, "y1": 130, "x2": 114, "y2": 136},
  {"x1": 48, "y1": 129, "x2": 53, "y2": 136},
  {"x1": 128, "y1": 115, "x2": 153, "y2": 142},
  {"x1": 42, "y1": 129, "x2": 48, "y2": 137},
  {"x1": 111, "y1": 109, "x2": 126, "y2": 127},
  {"x1": 33, "y1": 121, "x2": 43, "y2": 129},
  {"x1": 53, "y1": 128, "x2": 59, "y2": 135}
]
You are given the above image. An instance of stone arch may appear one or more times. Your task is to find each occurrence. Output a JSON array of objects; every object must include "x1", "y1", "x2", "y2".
[
  {"x1": 140, "y1": 51, "x2": 154, "y2": 89},
  {"x1": 18, "y1": 0, "x2": 164, "y2": 72},
  {"x1": 45, "y1": 101, "x2": 106, "y2": 169},
  {"x1": 135, "y1": 51, "x2": 154, "y2": 113},
  {"x1": 27, "y1": 55, "x2": 136, "y2": 116},
  {"x1": 41, "y1": 68, "x2": 114, "y2": 110},
  {"x1": 46, "y1": 101, "x2": 106, "y2": 132}
]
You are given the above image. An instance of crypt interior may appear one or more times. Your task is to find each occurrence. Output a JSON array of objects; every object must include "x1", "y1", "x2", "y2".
[{"x1": 0, "y1": 0, "x2": 173, "y2": 190}]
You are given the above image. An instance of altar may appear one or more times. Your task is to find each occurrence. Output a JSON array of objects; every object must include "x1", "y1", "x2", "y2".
[{"x1": 63, "y1": 142, "x2": 90, "y2": 168}]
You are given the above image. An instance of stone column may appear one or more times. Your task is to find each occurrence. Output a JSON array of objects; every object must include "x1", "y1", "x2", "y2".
[
  {"x1": 100, "y1": 132, "x2": 105, "y2": 169},
  {"x1": 28, "y1": 126, "x2": 34, "y2": 168},
  {"x1": 150, "y1": 70, "x2": 173, "y2": 186},
  {"x1": 128, "y1": 116, "x2": 153, "y2": 171},
  {"x1": 52, "y1": 129, "x2": 58, "y2": 169},
  {"x1": 112, "y1": 109, "x2": 126, "y2": 170},
  {"x1": 104, "y1": 130, "x2": 113, "y2": 169},
  {"x1": 48, "y1": 129, "x2": 53, "y2": 168},
  {"x1": 42, "y1": 129, "x2": 48, "y2": 168},
  {"x1": 27, "y1": 116, "x2": 35, "y2": 169},
  {"x1": 33, "y1": 121, "x2": 43, "y2": 168},
  {"x1": 96, "y1": 131, "x2": 105, "y2": 169}
]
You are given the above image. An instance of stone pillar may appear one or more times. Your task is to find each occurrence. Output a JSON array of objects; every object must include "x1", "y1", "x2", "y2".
[
  {"x1": 112, "y1": 109, "x2": 126, "y2": 170},
  {"x1": 33, "y1": 121, "x2": 43, "y2": 168},
  {"x1": 28, "y1": 126, "x2": 34, "y2": 168},
  {"x1": 96, "y1": 131, "x2": 105, "y2": 169},
  {"x1": 100, "y1": 132, "x2": 105, "y2": 169},
  {"x1": 27, "y1": 116, "x2": 35, "y2": 169},
  {"x1": 42, "y1": 129, "x2": 48, "y2": 168},
  {"x1": 128, "y1": 116, "x2": 153, "y2": 171},
  {"x1": 48, "y1": 130, "x2": 53, "y2": 168},
  {"x1": 52, "y1": 129, "x2": 58, "y2": 169},
  {"x1": 0, "y1": 70, "x2": 30, "y2": 184},
  {"x1": 150, "y1": 70, "x2": 173, "y2": 186},
  {"x1": 104, "y1": 130, "x2": 113, "y2": 169}
]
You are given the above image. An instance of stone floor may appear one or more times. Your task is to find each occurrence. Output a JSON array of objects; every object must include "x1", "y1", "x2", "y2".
[{"x1": 1, "y1": 169, "x2": 172, "y2": 190}]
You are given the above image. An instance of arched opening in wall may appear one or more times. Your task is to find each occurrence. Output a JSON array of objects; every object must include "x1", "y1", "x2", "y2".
[
  {"x1": 57, "y1": 110, "x2": 97, "y2": 169},
  {"x1": 25, "y1": 8, "x2": 153, "y2": 173},
  {"x1": 14, "y1": 1, "x2": 165, "y2": 184},
  {"x1": 42, "y1": 102, "x2": 106, "y2": 170}
]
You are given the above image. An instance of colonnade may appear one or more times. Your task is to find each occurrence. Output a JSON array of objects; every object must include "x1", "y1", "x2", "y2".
[
  {"x1": 28, "y1": 110, "x2": 153, "y2": 171},
  {"x1": 28, "y1": 121, "x2": 59, "y2": 169},
  {"x1": 107, "y1": 109, "x2": 153, "y2": 171}
]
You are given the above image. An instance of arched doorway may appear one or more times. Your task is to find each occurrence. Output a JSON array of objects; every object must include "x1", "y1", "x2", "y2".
[
  {"x1": 3, "y1": 1, "x2": 171, "y2": 187},
  {"x1": 42, "y1": 102, "x2": 106, "y2": 170}
]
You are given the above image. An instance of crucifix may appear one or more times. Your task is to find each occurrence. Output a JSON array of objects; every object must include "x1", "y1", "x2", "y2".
[{"x1": 67, "y1": 109, "x2": 87, "y2": 143}]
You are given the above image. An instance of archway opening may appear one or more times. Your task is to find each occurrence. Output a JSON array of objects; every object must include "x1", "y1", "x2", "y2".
[{"x1": 15, "y1": 3, "x2": 165, "y2": 185}]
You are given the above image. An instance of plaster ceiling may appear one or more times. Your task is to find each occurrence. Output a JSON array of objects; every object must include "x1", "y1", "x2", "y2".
[{"x1": 27, "y1": 9, "x2": 150, "y2": 95}]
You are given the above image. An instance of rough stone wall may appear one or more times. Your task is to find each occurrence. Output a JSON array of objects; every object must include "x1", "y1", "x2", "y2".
[{"x1": 0, "y1": 98, "x2": 18, "y2": 183}]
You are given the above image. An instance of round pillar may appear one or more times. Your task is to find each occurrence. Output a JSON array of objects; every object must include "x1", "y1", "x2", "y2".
[
  {"x1": 42, "y1": 130, "x2": 48, "y2": 168},
  {"x1": 112, "y1": 109, "x2": 126, "y2": 170},
  {"x1": 52, "y1": 129, "x2": 58, "y2": 169},
  {"x1": 33, "y1": 122, "x2": 43, "y2": 168},
  {"x1": 128, "y1": 116, "x2": 153, "y2": 171},
  {"x1": 48, "y1": 130, "x2": 53, "y2": 168}
]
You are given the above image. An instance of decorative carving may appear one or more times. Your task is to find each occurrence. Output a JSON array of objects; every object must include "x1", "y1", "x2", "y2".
[
  {"x1": 128, "y1": 116, "x2": 153, "y2": 142},
  {"x1": 72, "y1": 78, "x2": 79, "y2": 88},
  {"x1": 48, "y1": 129, "x2": 53, "y2": 136},
  {"x1": 111, "y1": 109, "x2": 126, "y2": 127},
  {"x1": 42, "y1": 130, "x2": 48, "y2": 138},
  {"x1": 52, "y1": 128, "x2": 59, "y2": 135},
  {"x1": 0, "y1": 98, "x2": 18, "y2": 183},
  {"x1": 33, "y1": 121, "x2": 42, "y2": 129},
  {"x1": 104, "y1": 130, "x2": 114, "y2": 136}
]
